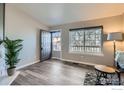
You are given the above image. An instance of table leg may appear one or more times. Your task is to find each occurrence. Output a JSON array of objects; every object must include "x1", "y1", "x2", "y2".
[
  {"x1": 96, "y1": 71, "x2": 102, "y2": 85},
  {"x1": 95, "y1": 71, "x2": 98, "y2": 84},
  {"x1": 117, "y1": 72, "x2": 121, "y2": 85}
]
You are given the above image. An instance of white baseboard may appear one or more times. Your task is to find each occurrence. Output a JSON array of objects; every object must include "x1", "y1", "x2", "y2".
[
  {"x1": 16, "y1": 60, "x2": 40, "y2": 70},
  {"x1": 52, "y1": 57, "x2": 61, "y2": 60},
  {"x1": 52, "y1": 57, "x2": 97, "y2": 66},
  {"x1": 61, "y1": 58, "x2": 98, "y2": 66}
]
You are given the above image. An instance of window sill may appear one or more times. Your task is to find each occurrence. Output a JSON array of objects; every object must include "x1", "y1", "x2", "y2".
[{"x1": 69, "y1": 51, "x2": 104, "y2": 56}]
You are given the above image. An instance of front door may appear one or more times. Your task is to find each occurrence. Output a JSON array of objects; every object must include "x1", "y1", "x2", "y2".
[{"x1": 40, "y1": 30, "x2": 52, "y2": 62}]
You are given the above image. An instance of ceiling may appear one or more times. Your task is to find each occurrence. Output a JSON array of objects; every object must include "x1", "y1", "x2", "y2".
[{"x1": 10, "y1": 3, "x2": 124, "y2": 27}]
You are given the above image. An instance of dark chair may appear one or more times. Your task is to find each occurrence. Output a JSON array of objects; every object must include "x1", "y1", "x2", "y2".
[
  {"x1": 115, "y1": 51, "x2": 124, "y2": 72},
  {"x1": 116, "y1": 61, "x2": 124, "y2": 72},
  {"x1": 114, "y1": 61, "x2": 124, "y2": 85}
]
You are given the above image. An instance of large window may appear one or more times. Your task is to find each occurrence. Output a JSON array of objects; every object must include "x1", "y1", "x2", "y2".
[
  {"x1": 69, "y1": 26, "x2": 103, "y2": 54},
  {"x1": 52, "y1": 31, "x2": 61, "y2": 51}
]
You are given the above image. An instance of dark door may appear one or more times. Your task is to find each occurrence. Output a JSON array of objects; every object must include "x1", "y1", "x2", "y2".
[{"x1": 40, "y1": 30, "x2": 52, "y2": 62}]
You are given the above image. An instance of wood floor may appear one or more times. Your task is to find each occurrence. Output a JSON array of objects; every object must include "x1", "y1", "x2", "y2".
[{"x1": 11, "y1": 59, "x2": 92, "y2": 85}]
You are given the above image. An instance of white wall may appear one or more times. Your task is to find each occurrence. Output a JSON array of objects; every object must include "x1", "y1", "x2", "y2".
[{"x1": 5, "y1": 4, "x2": 49, "y2": 68}]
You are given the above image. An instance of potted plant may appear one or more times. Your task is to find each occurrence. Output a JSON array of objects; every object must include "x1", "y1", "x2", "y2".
[{"x1": 4, "y1": 37, "x2": 23, "y2": 76}]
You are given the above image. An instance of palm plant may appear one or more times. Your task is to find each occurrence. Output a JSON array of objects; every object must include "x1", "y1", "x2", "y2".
[{"x1": 4, "y1": 37, "x2": 23, "y2": 69}]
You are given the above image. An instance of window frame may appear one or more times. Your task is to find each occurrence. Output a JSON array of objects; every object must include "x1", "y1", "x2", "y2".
[{"x1": 69, "y1": 26, "x2": 103, "y2": 55}]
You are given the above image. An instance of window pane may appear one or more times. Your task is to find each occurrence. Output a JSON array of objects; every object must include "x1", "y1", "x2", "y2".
[
  {"x1": 69, "y1": 30, "x2": 85, "y2": 52},
  {"x1": 52, "y1": 31, "x2": 61, "y2": 51}
]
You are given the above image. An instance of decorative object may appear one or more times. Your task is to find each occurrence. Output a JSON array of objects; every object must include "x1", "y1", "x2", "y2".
[
  {"x1": 107, "y1": 32, "x2": 123, "y2": 59},
  {"x1": 83, "y1": 71, "x2": 124, "y2": 85},
  {"x1": 3, "y1": 37, "x2": 23, "y2": 76}
]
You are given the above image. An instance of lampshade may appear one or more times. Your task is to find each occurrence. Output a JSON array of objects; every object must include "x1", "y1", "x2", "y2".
[{"x1": 107, "y1": 32, "x2": 123, "y2": 41}]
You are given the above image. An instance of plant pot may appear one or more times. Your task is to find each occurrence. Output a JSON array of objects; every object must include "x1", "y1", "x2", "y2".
[{"x1": 7, "y1": 67, "x2": 16, "y2": 76}]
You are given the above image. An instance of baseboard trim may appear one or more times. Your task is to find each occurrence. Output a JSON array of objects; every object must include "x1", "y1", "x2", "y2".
[
  {"x1": 16, "y1": 60, "x2": 40, "y2": 70},
  {"x1": 52, "y1": 56, "x2": 98, "y2": 66},
  {"x1": 52, "y1": 57, "x2": 97, "y2": 66},
  {"x1": 52, "y1": 57, "x2": 61, "y2": 60},
  {"x1": 61, "y1": 58, "x2": 98, "y2": 66}
]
